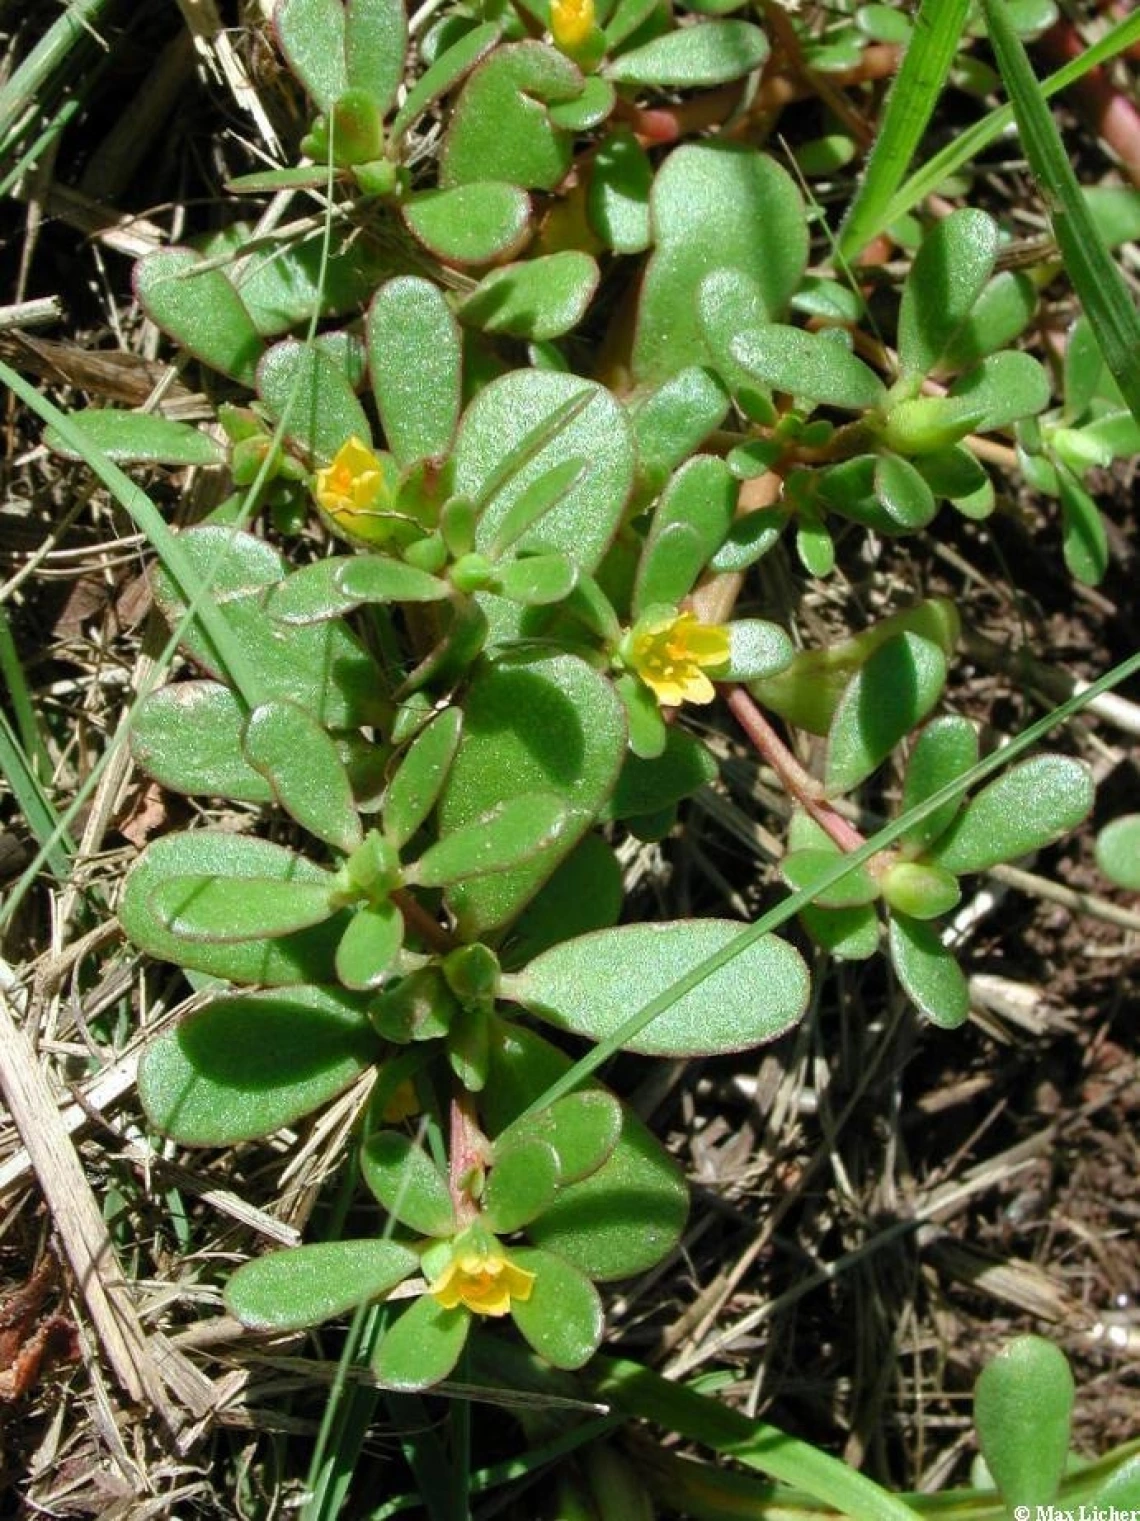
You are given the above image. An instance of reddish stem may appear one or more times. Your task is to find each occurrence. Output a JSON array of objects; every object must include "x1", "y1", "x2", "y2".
[
  {"x1": 723, "y1": 686, "x2": 866, "y2": 854},
  {"x1": 448, "y1": 1091, "x2": 489, "y2": 1225},
  {"x1": 1037, "y1": 19, "x2": 1140, "y2": 189}
]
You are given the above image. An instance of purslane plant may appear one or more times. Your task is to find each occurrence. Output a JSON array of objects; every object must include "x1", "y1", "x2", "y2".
[{"x1": 43, "y1": 0, "x2": 1137, "y2": 1500}]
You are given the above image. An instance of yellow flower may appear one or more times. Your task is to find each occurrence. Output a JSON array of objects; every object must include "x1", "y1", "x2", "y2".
[
  {"x1": 313, "y1": 437, "x2": 389, "y2": 530},
  {"x1": 550, "y1": 0, "x2": 595, "y2": 52},
  {"x1": 430, "y1": 1247, "x2": 536, "y2": 1318},
  {"x1": 627, "y1": 610, "x2": 731, "y2": 708}
]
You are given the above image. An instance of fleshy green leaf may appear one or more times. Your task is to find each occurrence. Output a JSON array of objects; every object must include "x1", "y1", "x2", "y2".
[
  {"x1": 361, "y1": 1131, "x2": 457, "y2": 1236},
  {"x1": 244, "y1": 699, "x2": 362, "y2": 852},
  {"x1": 504, "y1": 834, "x2": 624, "y2": 965},
  {"x1": 588, "y1": 129, "x2": 653, "y2": 253},
  {"x1": 825, "y1": 633, "x2": 947, "y2": 795},
  {"x1": 604, "y1": 19, "x2": 768, "y2": 86},
  {"x1": 440, "y1": 42, "x2": 580, "y2": 191},
  {"x1": 384, "y1": 707, "x2": 464, "y2": 850},
  {"x1": 1056, "y1": 462, "x2": 1109, "y2": 585},
  {"x1": 368, "y1": 277, "x2": 462, "y2": 467},
  {"x1": 627, "y1": 367, "x2": 730, "y2": 503},
  {"x1": 435, "y1": 654, "x2": 626, "y2": 934},
  {"x1": 43, "y1": 411, "x2": 225, "y2": 467},
  {"x1": 720, "y1": 620, "x2": 794, "y2": 682},
  {"x1": 633, "y1": 455, "x2": 737, "y2": 616},
  {"x1": 483, "y1": 1138, "x2": 561, "y2": 1232},
  {"x1": 457, "y1": 371, "x2": 634, "y2": 583},
  {"x1": 781, "y1": 848, "x2": 880, "y2": 909},
  {"x1": 345, "y1": 0, "x2": 407, "y2": 116},
  {"x1": 729, "y1": 325, "x2": 886, "y2": 411},
  {"x1": 335, "y1": 899, "x2": 404, "y2": 990},
  {"x1": 153, "y1": 536, "x2": 385, "y2": 728},
  {"x1": 937, "y1": 270, "x2": 1038, "y2": 374},
  {"x1": 493, "y1": 1091, "x2": 622, "y2": 1185},
  {"x1": 265, "y1": 556, "x2": 447, "y2": 624},
  {"x1": 121, "y1": 832, "x2": 346, "y2": 986},
  {"x1": 1096, "y1": 813, "x2": 1140, "y2": 891},
  {"x1": 138, "y1": 984, "x2": 379, "y2": 1143},
  {"x1": 512, "y1": 919, "x2": 809, "y2": 1056},
  {"x1": 605, "y1": 729, "x2": 717, "y2": 821},
  {"x1": 402, "y1": 183, "x2": 532, "y2": 266},
  {"x1": 888, "y1": 913, "x2": 969, "y2": 1028},
  {"x1": 509, "y1": 1247, "x2": 605, "y2": 1368},
  {"x1": 151, "y1": 870, "x2": 336, "y2": 944},
  {"x1": 389, "y1": 21, "x2": 501, "y2": 142},
  {"x1": 899, "y1": 715, "x2": 979, "y2": 853},
  {"x1": 458, "y1": 252, "x2": 598, "y2": 341},
  {"x1": 257, "y1": 340, "x2": 370, "y2": 462},
  {"x1": 875, "y1": 452, "x2": 938, "y2": 529},
  {"x1": 482, "y1": 1020, "x2": 688, "y2": 1280},
  {"x1": 412, "y1": 793, "x2": 571, "y2": 888},
  {"x1": 372, "y1": 1296, "x2": 470, "y2": 1390},
  {"x1": 974, "y1": 1336, "x2": 1074, "y2": 1507},
  {"x1": 634, "y1": 144, "x2": 807, "y2": 385},
  {"x1": 945, "y1": 350, "x2": 1051, "y2": 432},
  {"x1": 226, "y1": 1240, "x2": 418, "y2": 1331},
  {"x1": 897, "y1": 209, "x2": 999, "y2": 377},
  {"x1": 130, "y1": 681, "x2": 273, "y2": 803},
  {"x1": 931, "y1": 755, "x2": 1095, "y2": 873},
  {"x1": 135, "y1": 248, "x2": 264, "y2": 386},
  {"x1": 546, "y1": 75, "x2": 614, "y2": 131},
  {"x1": 880, "y1": 861, "x2": 961, "y2": 919},
  {"x1": 275, "y1": 0, "x2": 347, "y2": 109},
  {"x1": 497, "y1": 552, "x2": 577, "y2": 606}
]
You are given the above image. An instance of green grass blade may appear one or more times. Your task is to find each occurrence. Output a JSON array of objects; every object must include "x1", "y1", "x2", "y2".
[
  {"x1": 981, "y1": 0, "x2": 1140, "y2": 425},
  {"x1": 596, "y1": 1357, "x2": 925, "y2": 1520},
  {"x1": 0, "y1": 605, "x2": 51, "y2": 781},
  {"x1": 884, "y1": 9, "x2": 1140, "y2": 233},
  {"x1": 0, "y1": 0, "x2": 110, "y2": 150},
  {"x1": 836, "y1": 0, "x2": 971, "y2": 263},
  {"x1": 0, "y1": 705, "x2": 74, "y2": 881}
]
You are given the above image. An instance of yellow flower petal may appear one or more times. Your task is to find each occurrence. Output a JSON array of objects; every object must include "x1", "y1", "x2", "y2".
[
  {"x1": 429, "y1": 1246, "x2": 536, "y2": 1319},
  {"x1": 550, "y1": 0, "x2": 595, "y2": 50},
  {"x1": 627, "y1": 610, "x2": 730, "y2": 708},
  {"x1": 313, "y1": 436, "x2": 388, "y2": 529}
]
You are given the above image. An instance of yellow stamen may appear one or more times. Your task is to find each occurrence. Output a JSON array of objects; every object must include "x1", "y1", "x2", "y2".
[{"x1": 627, "y1": 610, "x2": 731, "y2": 708}]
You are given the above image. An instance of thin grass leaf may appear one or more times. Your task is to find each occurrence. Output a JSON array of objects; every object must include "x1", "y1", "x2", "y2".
[
  {"x1": 837, "y1": 0, "x2": 971, "y2": 262},
  {"x1": 0, "y1": 605, "x2": 51, "y2": 781},
  {"x1": 0, "y1": 0, "x2": 110, "y2": 150},
  {"x1": 0, "y1": 707, "x2": 73, "y2": 880},
  {"x1": 981, "y1": 0, "x2": 1140, "y2": 425},
  {"x1": 884, "y1": 9, "x2": 1140, "y2": 236}
]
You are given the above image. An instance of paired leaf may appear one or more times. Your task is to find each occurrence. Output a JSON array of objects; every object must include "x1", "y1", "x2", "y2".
[
  {"x1": 888, "y1": 913, "x2": 969, "y2": 1028},
  {"x1": 135, "y1": 248, "x2": 264, "y2": 386},
  {"x1": 44, "y1": 411, "x2": 225, "y2": 467},
  {"x1": 634, "y1": 144, "x2": 807, "y2": 385},
  {"x1": 509, "y1": 1247, "x2": 605, "y2": 1368},
  {"x1": 226, "y1": 1240, "x2": 418, "y2": 1331},
  {"x1": 362, "y1": 1131, "x2": 456, "y2": 1236},
  {"x1": 974, "y1": 1336, "x2": 1074, "y2": 1507},
  {"x1": 368, "y1": 278, "x2": 462, "y2": 467},
  {"x1": 138, "y1": 984, "x2": 379, "y2": 1143},
  {"x1": 825, "y1": 633, "x2": 947, "y2": 795},
  {"x1": 512, "y1": 919, "x2": 809, "y2": 1056},
  {"x1": 121, "y1": 831, "x2": 346, "y2": 985},
  {"x1": 931, "y1": 756, "x2": 1094, "y2": 873}
]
